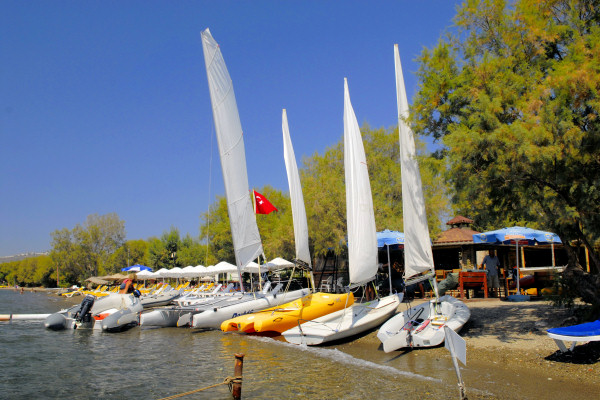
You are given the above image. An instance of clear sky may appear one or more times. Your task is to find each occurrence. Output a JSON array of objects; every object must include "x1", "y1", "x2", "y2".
[{"x1": 0, "y1": 0, "x2": 460, "y2": 256}]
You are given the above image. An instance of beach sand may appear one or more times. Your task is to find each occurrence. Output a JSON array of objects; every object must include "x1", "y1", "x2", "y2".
[{"x1": 340, "y1": 298, "x2": 600, "y2": 399}]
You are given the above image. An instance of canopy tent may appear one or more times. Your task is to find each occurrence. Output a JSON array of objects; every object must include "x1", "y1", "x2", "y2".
[
  {"x1": 473, "y1": 226, "x2": 562, "y2": 297},
  {"x1": 121, "y1": 264, "x2": 152, "y2": 272}
]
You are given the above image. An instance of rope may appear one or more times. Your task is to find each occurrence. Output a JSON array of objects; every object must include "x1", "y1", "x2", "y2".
[{"x1": 156, "y1": 376, "x2": 242, "y2": 400}]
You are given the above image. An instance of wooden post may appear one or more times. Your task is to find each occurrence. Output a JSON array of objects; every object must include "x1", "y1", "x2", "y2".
[{"x1": 232, "y1": 353, "x2": 244, "y2": 400}]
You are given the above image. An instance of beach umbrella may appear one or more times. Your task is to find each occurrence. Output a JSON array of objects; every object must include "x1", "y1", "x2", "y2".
[
  {"x1": 377, "y1": 230, "x2": 405, "y2": 294},
  {"x1": 266, "y1": 258, "x2": 295, "y2": 271},
  {"x1": 122, "y1": 264, "x2": 152, "y2": 272},
  {"x1": 376, "y1": 229, "x2": 405, "y2": 248},
  {"x1": 473, "y1": 226, "x2": 561, "y2": 246},
  {"x1": 243, "y1": 261, "x2": 263, "y2": 274},
  {"x1": 473, "y1": 226, "x2": 561, "y2": 297},
  {"x1": 136, "y1": 270, "x2": 154, "y2": 280},
  {"x1": 180, "y1": 265, "x2": 198, "y2": 279}
]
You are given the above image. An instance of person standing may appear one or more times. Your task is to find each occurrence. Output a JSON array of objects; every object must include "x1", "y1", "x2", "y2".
[{"x1": 482, "y1": 250, "x2": 501, "y2": 297}]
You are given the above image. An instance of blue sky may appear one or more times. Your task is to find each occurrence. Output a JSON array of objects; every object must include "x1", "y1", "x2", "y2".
[{"x1": 0, "y1": 1, "x2": 461, "y2": 256}]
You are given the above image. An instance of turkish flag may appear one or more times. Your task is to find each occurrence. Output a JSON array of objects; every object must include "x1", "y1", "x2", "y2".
[{"x1": 253, "y1": 190, "x2": 278, "y2": 214}]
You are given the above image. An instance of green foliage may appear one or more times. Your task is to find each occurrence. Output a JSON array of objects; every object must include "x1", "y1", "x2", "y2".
[
  {"x1": 301, "y1": 125, "x2": 449, "y2": 256},
  {"x1": 200, "y1": 196, "x2": 235, "y2": 265},
  {"x1": 199, "y1": 125, "x2": 448, "y2": 263},
  {"x1": 0, "y1": 255, "x2": 55, "y2": 287},
  {"x1": 254, "y1": 186, "x2": 295, "y2": 260},
  {"x1": 412, "y1": 0, "x2": 600, "y2": 271},
  {"x1": 109, "y1": 239, "x2": 149, "y2": 273},
  {"x1": 50, "y1": 213, "x2": 126, "y2": 284}
]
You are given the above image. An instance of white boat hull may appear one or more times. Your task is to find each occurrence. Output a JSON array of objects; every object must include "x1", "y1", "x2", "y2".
[
  {"x1": 282, "y1": 293, "x2": 402, "y2": 345},
  {"x1": 140, "y1": 294, "x2": 246, "y2": 328},
  {"x1": 190, "y1": 289, "x2": 309, "y2": 329},
  {"x1": 377, "y1": 295, "x2": 470, "y2": 352},
  {"x1": 45, "y1": 294, "x2": 142, "y2": 332}
]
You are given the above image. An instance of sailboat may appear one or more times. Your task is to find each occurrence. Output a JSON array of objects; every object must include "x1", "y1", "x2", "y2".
[
  {"x1": 281, "y1": 79, "x2": 402, "y2": 345},
  {"x1": 140, "y1": 29, "x2": 307, "y2": 329},
  {"x1": 186, "y1": 29, "x2": 308, "y2": 329},
  {"x1": 220, "y1": 109, "x2": 354, "y2": 334},
  {"x1": 376, "y1": 45, "x2": 470, "y2": 352}
]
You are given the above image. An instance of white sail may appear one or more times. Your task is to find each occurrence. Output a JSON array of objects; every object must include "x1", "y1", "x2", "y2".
[
  {"x1": 395, "y1": 44, "x2": 434, "y2": 280},
  {"x1": 343, "y1": 78, "x2": 378, "y2": 286},
  {"x1": 201, "y1": 29, "x2": 263, "y2": 286},
  {"x1": 282, "y1": 109, "x2": 311, "y2": 267}
]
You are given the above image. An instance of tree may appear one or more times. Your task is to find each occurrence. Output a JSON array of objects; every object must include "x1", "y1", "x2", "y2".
[
  {"x1": 200, "y1": 196, "x2": 235, "y2": 265},
  {"x1": 199, "y1": 127, "x2": 448, "y2": 265},
  {"x1": 301, "y1": 125, "x2": 449, "y2": 256},
  {"x1": 147, "y1": 237, "x2": 170, "y2": 270},
  {"x1": 178, "y1": 234, "x2": 207, "y2": 267},
  {"x1": 200, "y1": 188, "x2": 296, "y2": 264},
  {"x1": 412, "y1": 0, "x2": 600, "y2": 304},
  {"x1": 109, "y1": 239, "x2": 149, "y2": 273},
  {"x1": 50, "y1": 213, "x2": 126, "y2": 282}
]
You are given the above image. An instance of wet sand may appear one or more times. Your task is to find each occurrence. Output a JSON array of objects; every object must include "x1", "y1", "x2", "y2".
[{"x1": 340, "y1": 298, "x2": 600, "y2": 399}]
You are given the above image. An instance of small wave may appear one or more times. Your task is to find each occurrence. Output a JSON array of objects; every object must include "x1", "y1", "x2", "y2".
[{"x1": 250, "y1": 335, "x2": 441, "y2": 383}]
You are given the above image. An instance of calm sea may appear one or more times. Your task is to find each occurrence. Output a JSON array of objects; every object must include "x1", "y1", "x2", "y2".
[{"x1": 0, "y1": 290, "x2": 470, "y2": 400}]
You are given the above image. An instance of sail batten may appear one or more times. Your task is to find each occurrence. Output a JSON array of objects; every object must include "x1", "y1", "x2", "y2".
[
  {"x1": 201, "y1": 29, "x2": 263, "y2": 286},
  {"x1": 343, "y1": 78, "x2": 378, "y2": 286},
  {"x1": 395, "y1": 44, "x2": 435, "y2": 280}
]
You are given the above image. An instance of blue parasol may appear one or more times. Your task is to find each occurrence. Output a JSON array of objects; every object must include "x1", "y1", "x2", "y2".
[
  {"x1": 377, "y1": 229, "x2": 405, "y2": 248},
  {"x1": 121, "y1": 264, "x2": 153, "y2": 273},
  {"x1": 473, "y1": 226, "x2": 561, "y2": 300},
  {"x1": 473, "y1": 226, "x2": 561, "y2": 245}
]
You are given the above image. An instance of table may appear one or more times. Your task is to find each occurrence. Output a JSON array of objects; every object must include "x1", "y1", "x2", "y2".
[{"x1": 458, "y1": 271, "x2": 488, "y2": 299}]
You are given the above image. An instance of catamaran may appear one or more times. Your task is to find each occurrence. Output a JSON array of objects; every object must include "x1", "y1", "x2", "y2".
[
  {"x1": 220, "y1": 109, "x2": 354, "y2": 335},
  {"x1": 376, "y1": 45, "x2": 470, "y2": 352},
  {"x1": 282, "y1": 79, "x2": 402, "y2": 345},
  {"x1": 145, "y1": 29, "x2": 308, "y2": 330}
]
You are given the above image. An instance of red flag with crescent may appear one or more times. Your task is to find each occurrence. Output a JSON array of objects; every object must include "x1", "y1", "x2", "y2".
[{"x1": 253, "y1": 190, "x2": 278, "y2": 214}]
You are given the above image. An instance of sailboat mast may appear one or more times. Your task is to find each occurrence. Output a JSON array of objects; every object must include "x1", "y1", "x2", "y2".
[
  {"x1": 394, "y1": 44, "x2": 439, "y2": 297},
  {"x1": 343, "y1": 78, "x2": 378, "y2": 287},
  {"x1": 282, "y1": 109, "x2": 316, "y2": 292},
  {"x1": 201, "y1": 28, "x2": 264, "y2": 292}
]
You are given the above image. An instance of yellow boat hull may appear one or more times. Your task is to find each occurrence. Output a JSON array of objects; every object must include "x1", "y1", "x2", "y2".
[{"x1": 221, "y1": 292, "x2": 354, "y2": 334}]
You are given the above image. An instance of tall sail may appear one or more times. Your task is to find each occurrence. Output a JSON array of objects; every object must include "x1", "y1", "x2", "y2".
[
  {"x1": 201, "y1": 28, "x2": 263, "y2": 287},
  {"x1": 343, "y1": 78, "x2": 378, "y2": 286},
  {"x1": 395, "y1": 44, "x2": 434, "y2": 280},
  {"x1": 282, "y1": 109, "x2": 311, "y2": 268}
]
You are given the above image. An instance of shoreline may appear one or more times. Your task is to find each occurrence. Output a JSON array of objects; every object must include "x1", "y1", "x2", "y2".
[
  {"x1": 6, "y1": 289, "x2": 599, "y2": 397},
  {"x1": 345, "y1": 298, "x2": 599, "y2": 398}
]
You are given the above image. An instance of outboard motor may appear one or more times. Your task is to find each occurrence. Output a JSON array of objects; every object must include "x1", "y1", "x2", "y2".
[{"x1": 75, "y1": 295, "x2": 95, "y2": 324}]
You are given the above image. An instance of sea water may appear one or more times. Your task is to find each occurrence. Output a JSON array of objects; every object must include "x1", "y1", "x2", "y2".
[{"x1": 0, "y1": 290, "x2": 473, "y2": 400}]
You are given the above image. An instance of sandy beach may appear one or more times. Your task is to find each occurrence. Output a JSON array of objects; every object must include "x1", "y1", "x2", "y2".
[{"x1": 342, "y1": 298, "x2": 600, "y2": 399}]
